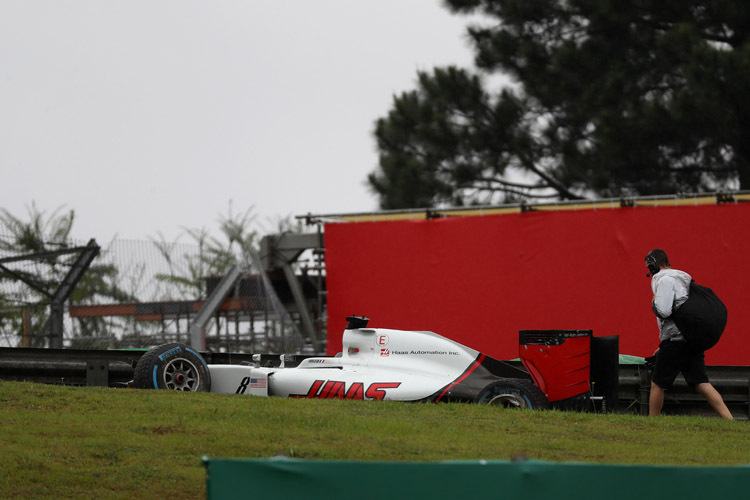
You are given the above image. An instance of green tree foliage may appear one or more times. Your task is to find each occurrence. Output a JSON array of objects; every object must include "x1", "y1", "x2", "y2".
[
  {"x1": 151, "y1": 203, "x2": 304, "y2": 299},
  {"x1": 151, "y1": 203, "x2": 260, "y2": 299},
  {"x1": 369, "y1": 0, "x2": 748, "y2": 208}
]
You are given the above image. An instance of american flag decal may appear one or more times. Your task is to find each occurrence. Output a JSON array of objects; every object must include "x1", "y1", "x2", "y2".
[{"x1": 250, "y1": 378, "x2": 266, "y2": 388}]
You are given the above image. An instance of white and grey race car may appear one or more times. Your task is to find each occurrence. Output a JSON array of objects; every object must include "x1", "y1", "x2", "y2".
[{"x1": 132, "y1": 316, "x2": 550, "y2": 409}]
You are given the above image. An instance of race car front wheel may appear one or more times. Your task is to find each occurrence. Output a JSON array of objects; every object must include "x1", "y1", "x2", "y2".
[
  {"x1": 474, "y1": 379, "x2": 549, "y2": 410},
  {"x1": 132, "y1": 343, "x2": 211, "y2": 392}
]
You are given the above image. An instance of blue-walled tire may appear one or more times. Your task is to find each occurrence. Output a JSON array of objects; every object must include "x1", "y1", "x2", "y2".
[
  {"x1": 133, "y1": 343, "x2": 211, "y2": 392},
  {"x1": 474, "y1": 379, "x2": 549, "y2": 409}
]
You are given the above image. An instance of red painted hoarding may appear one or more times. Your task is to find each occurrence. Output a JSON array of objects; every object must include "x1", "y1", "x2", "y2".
[{"x1": 324, "y1": 202, "x2": 750, "y2": 365}]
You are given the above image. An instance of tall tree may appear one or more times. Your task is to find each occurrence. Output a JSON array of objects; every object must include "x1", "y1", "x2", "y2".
[{"x1": 369, "y1": 0, "x2": 749, "y2": 208}]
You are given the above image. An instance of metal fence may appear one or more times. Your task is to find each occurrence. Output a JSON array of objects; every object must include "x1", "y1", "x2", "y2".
[{"x1": 0, "y1": 236, "x2": 309, "y2": 353}]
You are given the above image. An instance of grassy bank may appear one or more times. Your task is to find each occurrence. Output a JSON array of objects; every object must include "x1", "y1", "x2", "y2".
[{"x1": 0, "y1": 381, "x2": 747, "y2": 499}]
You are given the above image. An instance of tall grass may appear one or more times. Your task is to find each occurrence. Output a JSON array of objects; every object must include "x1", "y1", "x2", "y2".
[{"x1": 0, "y1": 381, "x2": 747, "y2": 499}]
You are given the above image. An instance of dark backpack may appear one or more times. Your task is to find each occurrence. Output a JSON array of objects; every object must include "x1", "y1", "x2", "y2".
[{"x1": 671, "y1": 280, "x2": 727, "y2": 352}]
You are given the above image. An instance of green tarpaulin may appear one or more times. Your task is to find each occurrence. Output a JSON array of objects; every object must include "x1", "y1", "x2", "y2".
[{"x1": 204, "y1": 457, "x2": 749, "y2": 500}]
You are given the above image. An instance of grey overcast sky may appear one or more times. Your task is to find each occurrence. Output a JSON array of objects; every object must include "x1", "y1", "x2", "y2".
[{"x1": 1, "y1": 1, "x2": 481, "y2": 243}]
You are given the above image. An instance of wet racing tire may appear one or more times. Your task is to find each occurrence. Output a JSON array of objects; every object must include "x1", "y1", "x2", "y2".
[
  {"x1": 133, "y1": 343, "x2": 211, "y2": 392},
  {"x1": 474, "y1": 378, "x2": 549, "y2": 410}
]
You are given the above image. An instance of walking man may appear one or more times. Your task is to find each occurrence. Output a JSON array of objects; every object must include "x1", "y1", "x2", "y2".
[{"x1": 645, "y1": 249, "x2": 733, "y2": 419}]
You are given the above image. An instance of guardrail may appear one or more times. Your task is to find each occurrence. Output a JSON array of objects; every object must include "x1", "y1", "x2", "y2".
[
  {"x1": 0, "y1": 347, "x2": 144, "y2": 386},
  {"x1": 0, "y1": 348, "x2": 301, "y2": 387},
  {"x1": 1, "y1": 348, "x2": 747, "y2": 419}
]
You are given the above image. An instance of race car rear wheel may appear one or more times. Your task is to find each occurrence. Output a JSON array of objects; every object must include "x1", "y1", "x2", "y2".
[
  {"x1": 133, "y1": 343, "x2": 211, "y2": 392},
  {"x1": 474, "y1": 379, "x2": 549, "y2": 410}
]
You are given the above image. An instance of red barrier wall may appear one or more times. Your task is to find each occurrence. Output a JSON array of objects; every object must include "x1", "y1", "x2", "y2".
[{"x1": 324, "y1": 203, "x2": 750, "y2": 365}]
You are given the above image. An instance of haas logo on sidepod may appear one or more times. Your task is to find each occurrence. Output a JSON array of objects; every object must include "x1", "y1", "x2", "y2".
[{"x1": 290, "y1": 380, "x2": 401, "y2": 400}]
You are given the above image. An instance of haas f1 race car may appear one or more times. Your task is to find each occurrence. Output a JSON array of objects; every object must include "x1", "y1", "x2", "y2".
[{"x1": 133, "y1": 316, "x2": 619, "y2": 410}]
